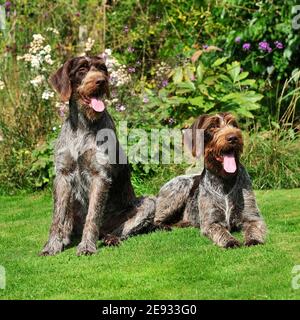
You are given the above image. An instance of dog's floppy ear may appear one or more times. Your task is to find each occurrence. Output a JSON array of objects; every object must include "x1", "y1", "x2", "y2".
[
  {"x1": 49, "y1": 59, "x2": 73, "y2": 102},
  {"x1": 190, "y1": 114, "x2": 209, "y2": 158}
]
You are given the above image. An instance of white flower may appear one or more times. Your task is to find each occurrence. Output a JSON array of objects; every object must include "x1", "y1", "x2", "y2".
[
  {"x1": 43, "y1": 45, "x2": 51, "y2": 54},
  {"x1": 0, "y1": 80, "x2": 4, "y2": 90},
  {"x1": 42, "y1": 90, "x2": 54, "y2": 100},
  {"x1": 33, "y1": 34, "x2": 45, "y2": 42},
  {"x1": 44, "y1": 54, "x2": 54, "y2": 65},
  {"x1": 84, "y1": 37, "x2": 95, "y2": 52},
  {"x1": 30, "y1": 75, "x2": 45, "y2": 87},
  {"x1": 30, "y1": 55, "x2": 41, "y2": 69},
  {"x1": 46, "y1": 27, "x2": 59, "y2": 35}
]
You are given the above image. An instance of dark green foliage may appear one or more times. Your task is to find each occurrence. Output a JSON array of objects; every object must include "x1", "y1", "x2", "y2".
[{"x1": 0, "y1": 0, "x2": 299, "y2": 193}]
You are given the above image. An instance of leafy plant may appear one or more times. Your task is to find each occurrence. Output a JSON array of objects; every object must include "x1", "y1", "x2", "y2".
[{"x1": 145, "y1": 53, "x2": 263, "y2": 127}]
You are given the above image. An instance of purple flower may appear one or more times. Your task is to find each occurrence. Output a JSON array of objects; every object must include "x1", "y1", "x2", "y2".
[
  {"x1": 124, "y1": 25, "x2": 129, "y2": 33},
  {"x1": 240, "y1": 67, "x2": 243, "y2": 73},
  {"x1": 143, "y1": 96, "x2": 149, "y2": 103},
  {"x1": 235, "y1": 36, "x2": 241, "y2": 44},
  {"x1": 161, "y1": 79, "x2": 168, "y2": 87},
  {"x1": 5, "y1": 1, "x2": 11, "y2": 9},
  {"x1": 127, "y1": 46, "x2": 135, "y2": 53},
  {"x1": 75, "y1": 12, "x2": 80, "y2": 17},
  {"x1": 259, "y1": 41, "x2": 272, "y2": 53},
  {"x1": 258, "y1": 41, "x2": 268, "y2": 51},
  {"x1": 242, "y1": 43, "x2": 251, "y2": 51},
  {"x1": 128, "y1": 67, "x2": 136, "y2": 73},
  {"x1": 274, "y1": 41, "x2": 284, "y2": 49},
  {"x1": 203, "y1": 44, "x2": 208, "y2": 49}
]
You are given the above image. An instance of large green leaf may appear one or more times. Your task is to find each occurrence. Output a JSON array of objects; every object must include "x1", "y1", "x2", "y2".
[
  {"x1": 221, "y1": 91, "x2": 263, "y2": 104},
  {"x1": 176, "y1": 81, "x2": 196, "y2": 94},
  {"x1": 237, "y1": 71, "x2": 249, "y2": 81},
  {"x1": 173, "y1": 67, "x2": 183, "y2": 83},
  {"x1": 196, "y1": 62, "x2": 205, "y2": 83},
  {"x1": 226, "y1": 61, "x2": 241, "y2": 83},
  {"x1": 188, "y1": 96, "x2": 204, "y2": 106},
  {"x1": 212, "y1": 56, "x2": 229, "y2": 67},
  {"x1": 183, "y1": 65, "x2": 195, "y2": 81}
]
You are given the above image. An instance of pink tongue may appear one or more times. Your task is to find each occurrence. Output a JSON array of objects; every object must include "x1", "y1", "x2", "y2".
[
  {"x1": 90, "y1": 98, "x2": 105, "y2": 112},
  {"x1": 223, "y1": 154, "x2": 237, "y2": 173}
]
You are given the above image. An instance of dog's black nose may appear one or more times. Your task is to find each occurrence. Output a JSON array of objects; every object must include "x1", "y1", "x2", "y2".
[{"x1": 227, "y1": 134, "x2": 238, "y2": 144}]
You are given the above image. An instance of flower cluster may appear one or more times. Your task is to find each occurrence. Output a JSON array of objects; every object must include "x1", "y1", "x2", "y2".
[
  {"x1": 0, "y1": 80, "x2": 4, "y2": 90},
  {"x1": 236, "y1": 37, "x2": 284, "y2": 53},
  {"x1": 274, "y1": 41, "x2": 284, "y2": 49},
  {"x1": 17, "y1": 34, "x2": 54, "y2": 69},
  {"x1": 154, "y1": 61, "x2": 171, "y2": 87},
  {"x1": 84, "y1": 37, "x2": 95, "y2": 53},
  {"x1": 242, "y1": 43, "x2": 251, "y2": 51},
  {"x1": 17, "y1": 34, "x2": 56, "y2": 103},
  {"x1": 30, "y1": 75, "x2": 45, "y2": 87},
  {"x1": 259, "y1": 41, "x2": 272, "y2": 53},
  {"x1": 101, "y1": 49, "x2": 131, "y2": 87},
  {"x1": 42, "y1": 90, "x2": 54, "y2": 100},
  {"x1": 46, "y1": 27, "x2": 59, "y2": 35}
]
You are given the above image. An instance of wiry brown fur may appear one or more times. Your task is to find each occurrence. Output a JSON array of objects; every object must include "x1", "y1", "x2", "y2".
[
  {"x1": 40, "y1": 56, "x2": 155, "y2": 256},
  {"x1": 155, "y1": 113, "x2": 267, "y2": 248}
]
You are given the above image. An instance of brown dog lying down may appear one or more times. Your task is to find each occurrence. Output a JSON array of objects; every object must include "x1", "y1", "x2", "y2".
[{"x1": 154, "y1": 112, "x2": 267, "y2": 248}]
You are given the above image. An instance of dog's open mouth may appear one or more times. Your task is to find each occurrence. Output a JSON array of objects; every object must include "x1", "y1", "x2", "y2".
[
  {"x1": 81, "y1": 95, "x2": 106, "y2": 113},
  {"x1": 90, "y1": 97, "x2": 105, "y2": 112},
  {"x1": 216, "y1": 152, "x2": 237, "y2": 173}
]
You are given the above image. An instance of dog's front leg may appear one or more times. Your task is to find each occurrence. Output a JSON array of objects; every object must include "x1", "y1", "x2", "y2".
[
  {"x1": 77, "y1": 178, "x2": 110, "y2": 255},
  {"x1": 243, "y1": 220, "x2": 266, "y2": 246},
  {"x1": 40, "y1": 175, "x2": 72, "y2": 256},
  {"x1": 202, "y1": 223, "x2": 241, "y2": 248},
  {"x1": 241, "y1": 189, "x2": 267, "y2": 246}
]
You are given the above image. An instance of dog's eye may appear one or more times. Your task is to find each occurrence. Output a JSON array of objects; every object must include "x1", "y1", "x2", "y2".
[
  {"x1": 208, "y1": 124, "x2": 217, "y2": 130},
  {"x1": 98, "y1": 65, "x2": 107, "y2": 72},
  {"x1": 78, "y1": 67, "x2": 87, "y2": 73}
]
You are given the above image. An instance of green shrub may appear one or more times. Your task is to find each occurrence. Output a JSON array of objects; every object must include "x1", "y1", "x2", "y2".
[
  {"x1": 242, "y1": 129, "x2": 300, "y2": 189},
  {"x1": 144, "y1": 53, "x2": 263, "y2": 128},
  {"x1": 0, "y1": 0, "x2": 299, "y2": 193}
]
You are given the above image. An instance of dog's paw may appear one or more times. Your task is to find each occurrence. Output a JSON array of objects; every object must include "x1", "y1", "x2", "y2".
[
  {"x1": 103, "y1": 234, "x2": 121, "y2": 247},
  {"x1": 245, "y1": 239, "x2": 264, "y2": 247},
  {"x1": 39, "y1": 238, "x2": 64, "y2": 256},
  {"x1": 158, "y1": 224, "x2": 173, "y2": 232},
  {"x1": 224, "y1": 238, "x2": 241, "y2": 249},
  {"x1": 77, "y1": 240, "x2": 97, "y2": 256}
]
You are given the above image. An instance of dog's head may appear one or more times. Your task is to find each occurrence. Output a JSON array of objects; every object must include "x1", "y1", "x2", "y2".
[
  {"x1": 191, "y1": 112, "x2": 243, "y2": 177},
  {"x1": 49, "y1": 55, "x2": 109, "y2": 120}
]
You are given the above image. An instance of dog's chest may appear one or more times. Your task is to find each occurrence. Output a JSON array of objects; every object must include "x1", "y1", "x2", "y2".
[
  {"x1": 55, "y1": 129, "x2": 109, "y2": 191},
  {"x1": 216, "y1": 194, "x2": 243, "y2": 229}
]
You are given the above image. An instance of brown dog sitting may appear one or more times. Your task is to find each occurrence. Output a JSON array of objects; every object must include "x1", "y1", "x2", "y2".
[{"x1": 40, "y1": 56, "x2": 156, "y2": 256}]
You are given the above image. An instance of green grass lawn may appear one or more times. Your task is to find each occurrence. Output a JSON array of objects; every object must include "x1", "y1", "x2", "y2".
[{"x1": 0, "y1": 188, "x2": 300, "y2": 300}]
